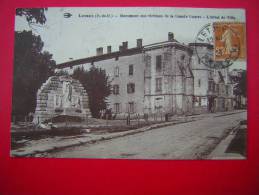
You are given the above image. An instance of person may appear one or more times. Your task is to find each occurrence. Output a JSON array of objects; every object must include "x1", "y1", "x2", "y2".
[
  {"x1": 99, "y1": 109, "x2": 105, "y2": 119},
  {"x1": 62, "y1": 81, "x2": 73, "y2": 108},
  {"x1": 126, "y1": 113, "x2": 130, "y2": 125},
  {"x1": 28, "y1": 112, "x2": 34, "y2": 122},
  {"x1": 221, "y1": 25, "x2": 240, "y2": 56}
]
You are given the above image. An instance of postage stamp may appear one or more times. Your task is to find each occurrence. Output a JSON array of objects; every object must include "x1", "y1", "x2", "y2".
[
  {"x1": 194, "y1": 22, "x2": 246, "y2": 69},
  {"x1": 213, "y1": 22, "x2": 246, "y2": 61}
]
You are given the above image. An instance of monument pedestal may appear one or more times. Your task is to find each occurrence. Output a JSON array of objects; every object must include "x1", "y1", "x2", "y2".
[{"x1": 33, "y1": 76, "x2": 91, "y2": 124}]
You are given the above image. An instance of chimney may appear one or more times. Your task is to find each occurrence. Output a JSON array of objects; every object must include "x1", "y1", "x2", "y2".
[
  {"x1": 168, "y1": 32, "x2": 174, "y2": 41},
  {"x1": 96, "y1": 47, "x2": 103, "y2": 56},
  {"x1": 119, "y1": 45, "x2": 123, "y2": 52},
  {"x1": 107, "y1": 46, "x2": 112, "y2": 54},
  {"x1": 137, "y1": 38, "x2": 142, "y2": 48},
  {"x1": 122, "y1": 41, "x2": 128, "y2": 50}
]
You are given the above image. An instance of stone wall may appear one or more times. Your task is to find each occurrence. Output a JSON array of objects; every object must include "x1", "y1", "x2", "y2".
[
  {"x1": 33, "y1": 76, "x2": 91, "y2": 124},
  {"x1": 143, "y1": 44, "x2": 194, "y2": 115}
]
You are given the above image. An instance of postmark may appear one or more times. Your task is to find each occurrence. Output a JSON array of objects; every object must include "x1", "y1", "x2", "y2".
[{"x1": 194, "y1": 23, "x2": 215, "y2": 68}]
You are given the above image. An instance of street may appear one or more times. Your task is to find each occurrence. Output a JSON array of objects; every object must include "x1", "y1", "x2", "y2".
[{"x1": 45, "y1": 111, "x2": 246, "y2": 159}]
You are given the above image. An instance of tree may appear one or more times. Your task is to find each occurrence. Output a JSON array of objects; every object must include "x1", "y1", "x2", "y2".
[
  {"x1": 233, "y1": 70, "x2": 246, "y2": 109},
  {"x1": 234, "y1": 70, "x2": 246, "y2": 97},
  {"x1": 12, "y1": 31, "x2": 56, "y2": 119},
  {"x1": 72, "y1": 66, "x2": 111, "y2": 118},
  {"x1": 16, "y1": 8, "x2": 48, "y2": 25},
  {"x1": 54, "y1": 70, "x2": 69, "y2": 76}
]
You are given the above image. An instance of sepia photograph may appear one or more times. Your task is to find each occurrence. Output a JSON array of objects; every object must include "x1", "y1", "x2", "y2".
[{"x1": 11, "y1": 7, "x2": 247, "y2": 159}]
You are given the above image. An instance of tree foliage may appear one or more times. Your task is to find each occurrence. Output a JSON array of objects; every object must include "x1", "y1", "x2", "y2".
[
  {"x1": 54, "y1": 70, "x2": 69, "y2": 76},
  {"x1": 16, "y1": 8, "x2": 48, "y2": 25},
  {"x1": 72, "y1": 66, "x2": 111, "y2": 118},
  {"x1": 12, "y1": 31, "x2": 56, "y2": 118},
  {"x1": 234, "y1": 70, "x2": 246, "y2": 97}
]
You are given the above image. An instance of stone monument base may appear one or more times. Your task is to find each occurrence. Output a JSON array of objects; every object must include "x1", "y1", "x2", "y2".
[{"x1": 33, "y1": 76, "x2": 91, "y2": 124}]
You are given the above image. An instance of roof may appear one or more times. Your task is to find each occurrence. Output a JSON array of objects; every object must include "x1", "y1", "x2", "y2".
[
  {"x1": 188, "y1": 42, "x2": 213, "y2": 49},
  {"x1": 56, "y1": 47, "x2": 142, "y2": 69},
  {"x1": 143, "y1": 40, "x2": 192, "y2": 53},
  {"x1": 56, "y1": 39, "x2": 193, "y2": 70}
]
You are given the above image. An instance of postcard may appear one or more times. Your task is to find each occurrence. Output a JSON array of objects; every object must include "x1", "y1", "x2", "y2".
[{"x1": 12, "y1": 7, "x2": 247, "y2": 159}]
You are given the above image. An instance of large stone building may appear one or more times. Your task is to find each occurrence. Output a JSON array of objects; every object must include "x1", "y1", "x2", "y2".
[
  {"x1": 189, "y1": 43, "x2": 235, "y2": 113},
  {"x1": 55, "y1": 32, "x2": 234, "y2": 118}
]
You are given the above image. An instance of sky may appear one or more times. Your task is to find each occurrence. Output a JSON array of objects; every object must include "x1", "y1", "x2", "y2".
[{"x1": 15, "y1": 7, "x2": 246, "y2": 70}]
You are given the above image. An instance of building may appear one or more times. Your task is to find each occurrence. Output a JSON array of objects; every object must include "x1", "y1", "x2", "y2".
[
  {"x1": 55, "y1": 32, "x2": 234, "y2": 118},
  {"x1": 189, "y1": 43, "x2": 235, "y2": 113}
]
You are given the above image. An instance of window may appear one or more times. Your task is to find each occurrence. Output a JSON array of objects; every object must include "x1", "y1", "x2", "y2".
[
  {"x1": 129, "y1": 64, "x2": 134, "y2": 76},
  {"x1": 113, "y1": 85, "x2": 119, "y2": 95},
  {"x1": 55, "y1": 95, "x2": 60, "y2": 106},
  {"x1": 128, "y1": 102, "x2": 135, "y2": 113},
  {"x1": 198, "y1": 57, "x2": 201, "y2": 64},
  {"x1": 114, "y1": 103, "x2": 120, "y2": 113},
  {"x1": 127, "y1": 83, "x2": 135, "y2": 93},
  {"x1": 78, "y1": 97, "x2": 81, "y2": 106},
  {"x1": 198, "y1": 79, "x2": 201, "y2": 87},
  {"x1": 209, "y1": 71, "x2": 213, "y2": 78},
  {"x1": 222, "y1": 99, "x2": 225, "y2": 108},
  {"x1": 208, "y1": 81, "x2": 214, "y2": 91},
  {"x1": 180, "y1": 54, "x2": 185, "y2": 61},
  {"x1": 156, "y1": 55, "x2": 162, "y2": 72},
  {"x1": 221, "y1": 85, "x2": 225, "y2": 94},
  {"x1": 215, "y1": 84, "x2": 219, "y2": 93},
  {"x1": 114, "y1": 66, "x2": 119, "y2": 77},
  {"x1": 226, "y1": 85, "x2": 229, "y2": 95},
  {"x1": 156, "y1": 78, "x2": 162, "y2": 92}
]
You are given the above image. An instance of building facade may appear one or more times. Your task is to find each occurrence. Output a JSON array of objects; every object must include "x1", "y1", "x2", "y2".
[
  {"x1": 189, "y1": 43, "x2": 235, "y2": 114},
  {"x1": 55, "y1": 32, "x2": 234, "y2": 118}
]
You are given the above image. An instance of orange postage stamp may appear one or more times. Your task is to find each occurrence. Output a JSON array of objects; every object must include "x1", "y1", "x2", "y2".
[{"x1": 213, "y1": 22, "x2": 246, "y2": 61}]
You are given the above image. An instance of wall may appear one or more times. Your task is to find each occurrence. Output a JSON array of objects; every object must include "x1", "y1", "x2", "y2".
[
  {"x1": 143, "y1": 44, "x2": 193, "y2": 115},
  {"x1": 64, "y1": 52, "x2": 145, "y2": 118}
]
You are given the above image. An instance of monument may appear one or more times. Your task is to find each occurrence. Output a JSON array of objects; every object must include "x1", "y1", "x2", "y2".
[{"x1": 33, "y1": 75, "x2": 91, "y2": 124}]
